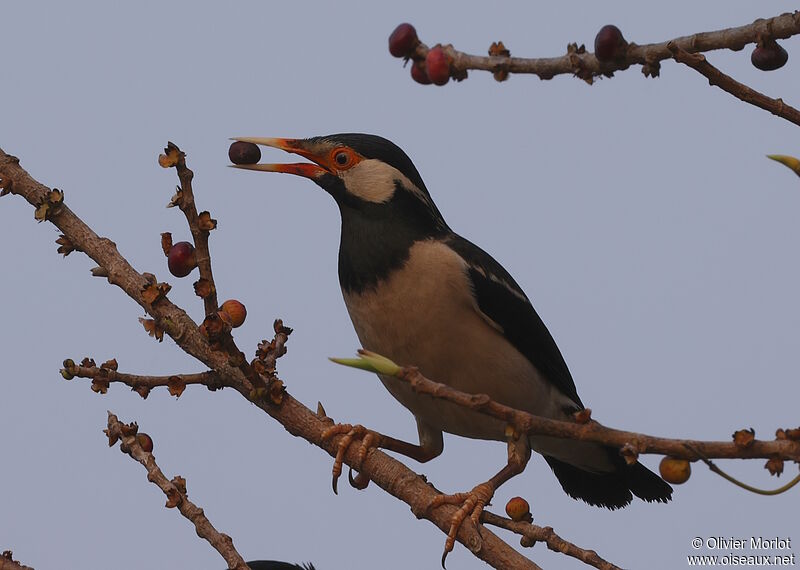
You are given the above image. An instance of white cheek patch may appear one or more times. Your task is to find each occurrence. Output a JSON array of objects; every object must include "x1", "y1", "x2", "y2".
[{"x1": 340, "y1": 159, "x2": 414, "y2": 204}]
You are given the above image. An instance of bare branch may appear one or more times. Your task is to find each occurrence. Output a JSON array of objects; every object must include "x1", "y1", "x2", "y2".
[
  {"x1": 105, "y1": 412, "x2": 248, "y2": 570},
  {"x1": 392, "y1": 364, "x2": 800, "y2": 462},
  {"x1": 0, "y1": 148, "x2": 256, "y2": 396},
  {"x1": 0, "y1": 148, "x2": 541, "y2": 569},
  {"x1": 159, "y1": 143, "x2": 220, "y2": 315},
  {"x1": 406, "y1": 11, "x2": 800, "y2": 83},
  {"x1": 63, "y1": 362, "x2": 223, "y2": 394},
  {"x1": 0, "y1": 552, "x2": 33, "y2": 570},
  {"x1": 668, "y1": 43, "x2": 800, "y2": 127},
  {"x1": 482, "y1": 512, "x2": 622, "y2": 570}
]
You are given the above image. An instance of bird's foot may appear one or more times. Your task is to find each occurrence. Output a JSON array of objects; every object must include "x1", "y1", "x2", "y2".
[
  {"x1": 427, "y1": 481, "x2": 495, "y2": 567},
  {"x1": 320, "y1": 423, "x2": 381, "y2": 494}
]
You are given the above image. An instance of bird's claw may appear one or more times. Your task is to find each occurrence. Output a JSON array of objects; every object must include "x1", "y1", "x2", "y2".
[
  {"x1": 320, "y1": 423, "x2": 381, "y2": 494},
  {"x1": 348, "y1": 467, "x2": 370, "y2": 490},
  {"x1": 427, "y1": 482, "x2": 495, "y2": 568}
]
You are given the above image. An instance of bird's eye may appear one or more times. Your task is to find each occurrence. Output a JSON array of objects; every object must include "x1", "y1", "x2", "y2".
[{"x1": 335, "y1": 151, "x2": 350, "y2": 166}]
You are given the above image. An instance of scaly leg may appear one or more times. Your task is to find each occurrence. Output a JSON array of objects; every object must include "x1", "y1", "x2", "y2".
[{"x1": 428, "y1": 434, "x2": 531, "y2": 567}]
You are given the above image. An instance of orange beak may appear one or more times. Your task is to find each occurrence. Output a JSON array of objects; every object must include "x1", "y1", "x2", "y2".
[{"x1": 229, "y1": 137, "x2": 330, "y2": 179}]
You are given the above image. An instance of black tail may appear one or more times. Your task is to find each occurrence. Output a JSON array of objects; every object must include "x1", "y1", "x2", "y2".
[{"x1": 545, "y1": 453, "x2": 673, "y2": 509}]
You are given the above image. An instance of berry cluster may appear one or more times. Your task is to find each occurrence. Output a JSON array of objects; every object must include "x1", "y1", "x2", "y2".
[
  {"x1": 389, "y1": 22, "x2": 790, "y2": 87},
  {"x1": 389, "y1": 23, "x2": 452, "y2": 86}
]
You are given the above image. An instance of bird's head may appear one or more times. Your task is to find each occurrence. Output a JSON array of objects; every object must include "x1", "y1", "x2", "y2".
[{"x1": 230, "y1": 133, "x2": 447, "y2": 229}]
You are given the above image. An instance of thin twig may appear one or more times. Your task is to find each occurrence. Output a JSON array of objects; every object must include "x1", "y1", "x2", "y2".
[
  {"x1": 686, "y1": 444, "x2": 800, "y2": 496},
  {"x1": 408, "y1": 11, "x2": 800, "y2": 82},
  {"x1": 393, "y1": 367, "x2": 800, "y2": 462},
  {"x1": 162, "y1": 143, "x2": 220, "y2": 315},
  {"x1": 668, "y1": 42, "x2": 800, "y2": 127},
  {"x1": 105, "y1": 412, "x2": 249, "y2": 570},
  {"x1": 482, "y1": 513, "x2": 622, "y2": 570},
  {"x1": 64, "y1": 364, "x2": 222, "y2": 392}
]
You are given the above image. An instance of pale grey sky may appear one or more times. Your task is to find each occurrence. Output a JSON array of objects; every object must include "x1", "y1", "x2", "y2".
[{"x1": 2, "y1": 2, "x2": 799, "y2": 569}]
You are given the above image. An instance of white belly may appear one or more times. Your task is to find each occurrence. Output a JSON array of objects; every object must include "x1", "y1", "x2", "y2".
[{"x1": 342, "y1": 240, "x2": 568, "y2": 441}]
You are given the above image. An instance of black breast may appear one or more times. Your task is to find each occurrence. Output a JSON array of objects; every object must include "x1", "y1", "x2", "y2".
[{"x1": 336, "y1": 181, "x2": 448, "y2": 294}]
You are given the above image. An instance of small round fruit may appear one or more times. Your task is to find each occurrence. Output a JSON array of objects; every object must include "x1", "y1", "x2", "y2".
[
  {"x1": 167, "y1": 241, "x2": 197, "y2": 278},
  {"x1": 228, "y1": 141, "x2": 261, "y2": 165},
  {"x1": 136, "y1": 433, "x2": 154, "y2": 453},
  {"x1": 659, "y1": 456, "x2": 691, "y2": 484},
  {"x1": 425, "y1": 46, "x2": 450, "y2": 86},
  {"x1": 389, "y1": 23, "x2": 419, "y2": 58},
  {"x1": 410, "y1": 60, "x2": 432, "y2": 85},
  {"x1": 220, "y1": 299, "x2": 247, "y2": 328},
  {"x1": 751, "y1": 40, "x2": 788, "y2": 71},
  {"x1": 504, "y1": 496, "x2": 530, "y2": 522},
  {"x1": 594, "y1": 24, "x2": 627, "y2": 62}
]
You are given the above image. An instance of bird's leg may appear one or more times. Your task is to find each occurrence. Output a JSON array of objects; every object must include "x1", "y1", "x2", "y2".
[
  {"x1": 429, "y1": 432, "x2": 531, "y2": 567},
  {"x1": 321, "y1": 422, "x2": 443, "y2": 493}
]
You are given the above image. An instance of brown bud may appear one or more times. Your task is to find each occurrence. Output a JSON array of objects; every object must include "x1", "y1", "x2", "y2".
[
  {"x1": 56, "y1": 234, "x2": 79, "y2": 256},
  {"x1": 159, "y1": 142, "x2": 183, "y2": 168},
  {"x1": 784, "y1": 427, "x2": 800, "y2": 441},
  {"x1": 193, "y1": 278, "x2": 215, "y2": 299},
  {"x1": 765, "y1": 457, "x2": 784, "y2": 477},
  {"x1": 733, "y1": 428, "x2": 756, "y2": 449},
  {"x1": 268, "y1": 378, "x2": 285, "y2": 405},
  {"x1": 198, "y1": 211, "x2": 217, "y2": 231},
  {"x1": 161, "y1": 232, "x2": 173, "y2": 256},
  {"x1": 134, "y1": 385, "x2": 151, "y2": 399},
  {"x1": 167, "y1": 375, "x2": 186, "y2": 398},
  {"x1": 165, "y1": 488, "x2": 181, "y2": 508},
  {"x1": 139, "y1": 318, "x2": 165, "y2": 342},
  {"x1": 91, "y1": 377, "x2": 110, "y2": 394}
]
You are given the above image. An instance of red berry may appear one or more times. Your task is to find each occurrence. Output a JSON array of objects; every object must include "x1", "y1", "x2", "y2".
[
  {"x1": 389, "y1": 23, "x2": 418, "y2": 58},
  {"x1": 136, "y1": 433, "x2": 154, "y2": 453},
  {"x1": 228, "y1": 141, "x2": 261, "y2": 165},
  {"x1": 751, "y1": 40, "x2": 788, "y2": 71},
  {"x1": 167, "y1": 241, "x2": 197, "y2": 278},
  {"x1": 594, "y1": 25, "x2": 627, "y2": 62},
  {"x1": 410, "y1": 60, "x2": 432, "y2": 85},
  {"x1": 505, "y1": 496, "x2": 531, "y2": 522},
  {"x1": 425, "y1": 46, "x2": 450, "y2": 86},
  {"x1": 220, "y1": 299, "x2": 247, "y2": 328}
]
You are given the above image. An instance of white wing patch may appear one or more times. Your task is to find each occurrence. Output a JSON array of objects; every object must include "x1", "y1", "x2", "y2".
[{"x1": 465, "y1": 259, "x2": 530, "y2": 304}]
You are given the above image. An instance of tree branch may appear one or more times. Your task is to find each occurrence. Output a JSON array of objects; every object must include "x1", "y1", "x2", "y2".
[
  {"x1": 105, "y1": 412, "x2": 248, "y2": 570},
  {"x1": 406, "y1": 11, "x2": 800, "y2": 82},
  {"x1": 0, "y1": 148, "x2": 545, "y2": 570},
  {"x1": 482, "y1": 512, "x2": 622, "y2": 570},
  {"x1": 668, "y1": 42, "x2": 800, "y2": 127},
  {"x1": 62, "y1": 362, "x2": 223, "y2": 397},
  {"x1": 389, "y1": 362, "x2": 800, "y2": 463},
  {"x1": 160, "y1": 143, "x2": 220, "y2": 316},
  {"x1": 0, "y1": 552, "x2": 33, "y2": 570}
]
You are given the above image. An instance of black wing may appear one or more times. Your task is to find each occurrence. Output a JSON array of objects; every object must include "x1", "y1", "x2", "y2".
[{"x1": 445, "y1": 234, "x2": 583, "y2": 408}]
